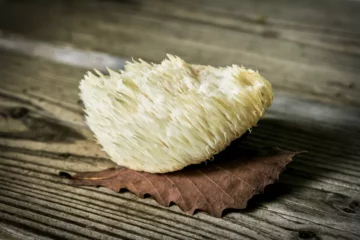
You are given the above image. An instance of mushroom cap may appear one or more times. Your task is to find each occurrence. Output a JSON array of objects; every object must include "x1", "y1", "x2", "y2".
[{"x1": 80, "y1": 55, "x2": 273, "y2": 173}]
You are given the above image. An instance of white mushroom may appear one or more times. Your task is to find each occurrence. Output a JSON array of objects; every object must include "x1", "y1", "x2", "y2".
[{"x1": 79, "y1": 55, "x2": 273, "y2": 173}]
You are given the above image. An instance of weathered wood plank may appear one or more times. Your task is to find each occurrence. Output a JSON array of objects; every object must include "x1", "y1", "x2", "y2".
[
  {"x1": 1, "y1": 59, "x2": 360, "y2": 239},
  {"x1": 0, "y1": 1, "x2": 359, "y2": 239},
  {"x1": 0, "y1": 221, "x2": 55, "y2": 240},
  {"x1": 0, "y1": 154, "x2": 358, "y2": 240},
  {"x1": 0, "y1": 0, "x2": 359, "y2": 106}
]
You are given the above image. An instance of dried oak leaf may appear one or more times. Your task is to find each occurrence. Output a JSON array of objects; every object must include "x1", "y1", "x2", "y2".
[{"x1": 63, "y1": 147, "x2": 301, "y2": 217}]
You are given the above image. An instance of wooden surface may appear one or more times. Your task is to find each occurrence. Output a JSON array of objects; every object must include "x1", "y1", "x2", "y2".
[{"x1": 0, "y1": 0, "x2": 359, "y2": 239}]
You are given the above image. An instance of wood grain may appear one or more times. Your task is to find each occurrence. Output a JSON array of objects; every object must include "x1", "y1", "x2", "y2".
[
  {"x1": 0, "y1": 0, "x2": 360, "y2": 106},
  {"x1": 0, "y1": 0, "x2": 359, "y2": 239},
  {"x1": 0, "y1": 51, "x2": 359, "y2": 239}
]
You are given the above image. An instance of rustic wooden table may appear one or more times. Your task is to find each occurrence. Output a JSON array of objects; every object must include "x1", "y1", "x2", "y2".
[{"x1": 0, "y1": 0, "x2": 359, "y2": 239}]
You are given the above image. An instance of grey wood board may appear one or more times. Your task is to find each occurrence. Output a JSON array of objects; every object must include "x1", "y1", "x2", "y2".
[
  {"x1": 0, "y1": 0, "x2": 359, "y2": 239},
  {"x1": 0, "y1": 50, "x2": 359, "y2": 239},
  {"x1": 0, "y1": 0, "x2": 359, "y2": 106}
]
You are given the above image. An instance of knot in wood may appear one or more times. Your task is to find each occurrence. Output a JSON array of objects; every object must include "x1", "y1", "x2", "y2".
[{"x1": 298, "y1": 231, "x2": 317, "y2": 239}]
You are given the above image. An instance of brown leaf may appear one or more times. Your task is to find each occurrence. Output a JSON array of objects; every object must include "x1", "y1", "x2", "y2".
[{"x1": 62, "y1": 147, "x2": 303, "y2": 217}]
